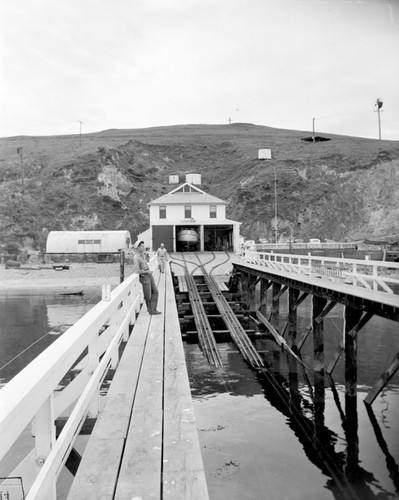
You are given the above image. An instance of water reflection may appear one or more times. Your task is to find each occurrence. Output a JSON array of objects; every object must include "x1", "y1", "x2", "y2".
[
  {"x1": 187, "y1": 341, "x2": 399, "y2": 500},
  {"x1": 0, "y1": 292, "x2": 99, "y2": 386}
]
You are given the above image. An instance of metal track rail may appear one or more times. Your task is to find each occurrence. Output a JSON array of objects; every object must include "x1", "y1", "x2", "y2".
[
  {"x1": 182, "y1": 255, "x2": 222, "y2": 367},
  {"x1": 201, "y1": 266, "x2": 265, "y2": 369}
]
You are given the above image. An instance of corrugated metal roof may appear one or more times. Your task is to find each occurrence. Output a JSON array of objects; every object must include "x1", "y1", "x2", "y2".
[{"x1": 148, "y1": 191, "x2": 226, "y2": 206}]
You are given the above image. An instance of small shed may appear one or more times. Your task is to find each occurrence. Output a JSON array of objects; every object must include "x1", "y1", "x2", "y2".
[
  {"x1": 258, "y1": 149, "x2": 272, "y2": 160},
  {"x1": 46, "y1": 231, "x2": 131, "y2": 254}
]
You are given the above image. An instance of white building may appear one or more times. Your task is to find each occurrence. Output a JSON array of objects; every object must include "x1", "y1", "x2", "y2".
[
  {"x1": 46, "y1": 230, "x2": 131, "y2": 254},
  {"x1": 147, "y1": 182, "x2": 241, "y2": 252}
]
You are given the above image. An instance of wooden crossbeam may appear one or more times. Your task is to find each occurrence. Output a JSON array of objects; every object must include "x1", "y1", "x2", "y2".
[
  {"x1": 326, "y1": 311, "x2": 373, "y2": 375},
  {"x1": 326, "y1": 342, "x2": 344, "y2": 375},
  {"x1": 296, "y1": 326, "x2": 312, "y2": 352},
  {"x1": 248, "y1": 276, "x2": 261, "y2": 290},
  {"x1": 348, "y1": 311, "x2": 373, "y2": 338},
  {"x1": 273, "y1": 285, "x2": 288, "y2": 302},
  {"x1": 290, "y1": 292, "x2": 309, "y2": 311},
  {"x1": 256, "y1": 311, "x2": 309, "y2": 369},
  {"x1": 314, "y1": 301, "x2": 337, "y2": 324},
  {"x1": 364, "y1": 352, "x2": 399, "y2": 406}
]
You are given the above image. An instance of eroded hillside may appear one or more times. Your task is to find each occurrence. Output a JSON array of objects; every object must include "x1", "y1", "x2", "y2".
[{"x1": 0, "y1": 124, "x2": 398, "y2": 250}]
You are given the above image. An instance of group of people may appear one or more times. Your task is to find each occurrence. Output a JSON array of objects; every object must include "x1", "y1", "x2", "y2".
[{"x1": 132, "y1": 241, "x2": 169, "y2": 315}]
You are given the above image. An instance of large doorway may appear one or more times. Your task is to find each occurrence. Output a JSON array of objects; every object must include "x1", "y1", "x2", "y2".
[
  {"x1": 176, "y1": 225, "x2": 200, "y2": 252},
  {"x1": 152, "y1": 225, "x2": 174, "y2": 252},
  {"x1": 204, "y1": 225, "x2": 233, "y2": 251}
]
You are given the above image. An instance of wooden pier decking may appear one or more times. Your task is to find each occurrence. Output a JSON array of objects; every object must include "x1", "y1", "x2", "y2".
[{"x1": 67, "y1": 267, "x2": 209, "y2": 500}]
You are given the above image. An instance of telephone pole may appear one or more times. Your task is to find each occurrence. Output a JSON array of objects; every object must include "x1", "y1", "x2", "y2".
[
  {"x1": 375, "y1": 99, "x2": 383, "y2": 140},
  {"x1": 273, "y1": 165, "x2": 278, "y2": 247},
  {"x1": 78, "y1": 121, "x2": 84, "y2": 146},
  {"x1": 16, "y1": 147, "x2": 24, "y2": 192}
]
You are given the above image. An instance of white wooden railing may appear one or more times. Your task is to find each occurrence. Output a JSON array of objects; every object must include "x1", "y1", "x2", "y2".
[
  {"x1": 0, "y1": 259, "x2": 156, "y2": 499},
  {"x1": 239, "y1": 251, "x2": 399, "y2": 294}
]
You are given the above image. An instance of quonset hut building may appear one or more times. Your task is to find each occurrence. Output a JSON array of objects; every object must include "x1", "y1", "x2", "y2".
[
  {"x1": 146, "y1": 175, "x2": 241, "y2": 253},
  {"x1": 46, "y1": 230, "x2": 131, "y2": 262}
]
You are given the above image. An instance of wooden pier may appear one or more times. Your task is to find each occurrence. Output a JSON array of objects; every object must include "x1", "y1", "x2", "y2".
[
  {"x1": 0, "y1": 260, "x2": 209, "y2": 500},
  {"x1": 1, "y1": 250, "x2": 398, "y2": 499},
  {"x1": 67, "y1": 268, "x2": 208, "y2": 499}
]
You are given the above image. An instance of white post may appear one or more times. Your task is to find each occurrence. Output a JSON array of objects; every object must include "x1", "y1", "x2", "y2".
[
  {"x1": 87, "y1": 335, "x2": 100, "y2": 418},
  {"x1": 34, "y1": 394, "x2": 56, "y2": 498},
  {"x1": 102, "y1": 284, "x2": 111, "y2": 301}
]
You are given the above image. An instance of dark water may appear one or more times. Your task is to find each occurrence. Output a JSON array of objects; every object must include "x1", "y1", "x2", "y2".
[
  {"x1": 0, "y1": 290, "x2": 100, "y2": 498},
  {"x1": 186, "y1": 293, "x2": 399, "y2": 500},
  {"x1": 0, "y1": 290, "x2": 398, "y2": 499}
]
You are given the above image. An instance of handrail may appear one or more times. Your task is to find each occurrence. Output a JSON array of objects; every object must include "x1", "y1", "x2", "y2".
[
  {"x1": 239, "y1": 251, "x2": 399, "y2": 294},
  {"x1": 0, "y1": 257, "x2": 156, "y2": 499}
]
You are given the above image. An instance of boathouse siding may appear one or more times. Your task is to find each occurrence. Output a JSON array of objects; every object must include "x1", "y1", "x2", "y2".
[{"x1": 148, "y1": 182, "x2": 241, "y2": 253}]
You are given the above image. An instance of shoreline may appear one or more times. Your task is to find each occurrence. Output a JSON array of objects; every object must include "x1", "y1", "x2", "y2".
[{"x1": 0, "y1": 263, "x2": 133, "y2": 294}]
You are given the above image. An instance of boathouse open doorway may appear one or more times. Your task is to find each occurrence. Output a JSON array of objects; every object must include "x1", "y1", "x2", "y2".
[
  {"x1": 204, "y1": 225, "x2": 233, "y2": 251},
  {"x1": 175, "y1": 225, "x2": 200, "y2": 252},
  {"x1": 152, "y1": 225, "x2": 174, "y2": 253}
]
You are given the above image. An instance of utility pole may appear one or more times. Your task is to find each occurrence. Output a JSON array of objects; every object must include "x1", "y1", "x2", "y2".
[
  {"x1": 16, "y1": 147, "x2": 24, "y2": 192},
  {"x1": 78, "y1": 121, "x2": 84, "y2": 146},
  {"x1": 312, "y1": 117, "x2": 315, "y2": 142},
  {"x1": 273, "y1": 165, "x2": 278, "y2": 247},
  {"x1": 375, "y1": 99, "x2": 383, "y2": 140}
]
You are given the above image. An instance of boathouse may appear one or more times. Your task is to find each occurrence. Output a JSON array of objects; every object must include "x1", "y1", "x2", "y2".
[{"x1": 147, "y1": 178, "x2": 241, "y2": 252}]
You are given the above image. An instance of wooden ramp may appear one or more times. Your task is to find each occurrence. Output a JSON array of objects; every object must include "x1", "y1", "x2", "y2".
[{"x1": 67, "y1": 267, "x2": 209, "y2": 500}]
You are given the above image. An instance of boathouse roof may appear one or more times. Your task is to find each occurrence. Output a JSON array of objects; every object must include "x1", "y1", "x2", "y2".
[{"x1": 148, "y1": 182, "x2": 226, "y2": 206}]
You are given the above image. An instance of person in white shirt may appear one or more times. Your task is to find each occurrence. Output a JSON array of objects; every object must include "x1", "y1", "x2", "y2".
[{"x1": 156, "y1": 243, "x2": 168, "y2": 273}]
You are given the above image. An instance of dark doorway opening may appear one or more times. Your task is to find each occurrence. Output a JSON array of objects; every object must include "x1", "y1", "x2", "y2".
[{"x1": 204, "y1": 225, "x2": 233, "y2": 251}]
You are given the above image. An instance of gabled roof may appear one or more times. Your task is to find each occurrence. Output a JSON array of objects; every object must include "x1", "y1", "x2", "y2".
[{"x1": 148, "y1": 183, "x2": 226, "y2": 206}]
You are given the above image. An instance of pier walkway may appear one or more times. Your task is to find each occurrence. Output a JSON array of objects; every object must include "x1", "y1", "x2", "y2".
[
  {"x1": 67, "y1": 267, "x2": 208, "y2": 499},
  {"x1": 0, "y1": 262, "x2": 208, "y2": 500}
]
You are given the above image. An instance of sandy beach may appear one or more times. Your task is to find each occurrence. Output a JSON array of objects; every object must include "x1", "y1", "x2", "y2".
[{"x1": 0, "y1": 262, "x2": 137, "y2": 294}]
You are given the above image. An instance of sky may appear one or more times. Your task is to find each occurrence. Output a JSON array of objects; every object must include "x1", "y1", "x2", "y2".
[{"x1": 0, "y1": 0, "x2": 398, "y2": 140}]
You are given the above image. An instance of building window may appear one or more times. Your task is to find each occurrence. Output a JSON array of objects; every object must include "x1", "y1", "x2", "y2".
[
  {"x1": 184, "y1": 205, "x2": 192, "y2": 218},
  {"x1": 210, "y1": 205, "x2": 217, "y2": 218},
  {"x1": 159, "y1": 206, "x2": 166, "y2": 219}
]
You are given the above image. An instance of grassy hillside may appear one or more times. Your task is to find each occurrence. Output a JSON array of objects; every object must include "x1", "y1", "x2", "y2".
[{"x1": 0, "y1": 123, "x2": 398, "y2": 252}]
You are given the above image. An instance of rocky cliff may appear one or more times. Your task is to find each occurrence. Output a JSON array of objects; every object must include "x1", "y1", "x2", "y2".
[{"x1": 0, "y1": 124, "x2": 398, "y2": 251}]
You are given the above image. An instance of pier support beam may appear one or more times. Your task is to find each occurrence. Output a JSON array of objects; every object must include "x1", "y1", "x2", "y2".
[
  {"x1": 287, "y1": 288, "x2": 300, "y2": 347},
  {"x1": 259, "y1": 279, "x2": 270, "y2": 317},
  {"x1": 344, "y1": 306, "x2": 363, "y2": 399},
  {"x1": 271, "y1": 282, "x2": 281, "y2": 330},
  {"x1": 312, "y1": 296, "x2": 327, "y2": 373}
]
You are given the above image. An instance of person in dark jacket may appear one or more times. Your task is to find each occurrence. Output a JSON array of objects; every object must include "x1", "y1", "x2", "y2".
[{"x1": 133, "y1": 241, "x2": 161, "y2": 315}]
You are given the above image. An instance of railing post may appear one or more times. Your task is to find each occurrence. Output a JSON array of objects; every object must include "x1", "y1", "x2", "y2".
[
  {"x1": 88, "y1": 334, "x2": 100, "y2": 418},
  {"x1": 372, "y1": 265, "x2": 378, "y2": 291},
  {"x1": 34, "y1": 394, "x2": 56, "y2": 498}
]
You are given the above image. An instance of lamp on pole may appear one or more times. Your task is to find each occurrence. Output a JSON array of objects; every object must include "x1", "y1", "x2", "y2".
[
  {"x1": 375, "y1": 99, "x2": 383, "y2": 140},
  {"x1": 273, "y1": 165, "x2": 278, "y2": 247}
]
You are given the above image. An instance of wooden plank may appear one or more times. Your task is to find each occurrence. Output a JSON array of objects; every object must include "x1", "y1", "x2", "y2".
[
  {"x1": 163, "y1": 267, "x2": 209, "y2": 499},
  {"x1": 68, "y1": 300, "x2": 153, "y2": 498},
  {"x1": 114, "y1": 272, "x2": 166, "y2": 499}
]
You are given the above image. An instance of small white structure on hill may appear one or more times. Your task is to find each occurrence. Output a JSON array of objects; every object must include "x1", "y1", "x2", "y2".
[
  {"x1": 147, "y1": 181, "x2": 241, "y2": 252},
  {"x1": 46, "y1": 230, "x2": 131, "y2": 254},
  {"x1": 258, "y1": 149, "x2": 272, "y2": 160}
]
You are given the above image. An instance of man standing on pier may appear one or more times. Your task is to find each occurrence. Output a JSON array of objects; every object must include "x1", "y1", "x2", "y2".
[
  {"x1": 156, "y1": 243, "x2": 169, "y2": 273},
  {"x1": 133, "y1": 240, "x2": 161, "y2": 315}
]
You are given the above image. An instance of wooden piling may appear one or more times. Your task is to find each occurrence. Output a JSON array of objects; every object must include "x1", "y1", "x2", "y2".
[
  {"x1": 288, "y1": 288, "x2": 300, "y2": 347},
  {"x1": 312, "y1": 296, "x2": 327, "y2": 373},
  {"x1": 259, "y1": 278, "x2": 269, "y2": 317},
  {"x1": 271, "y1": 282, "x2": 281, "y2": 330},
  {"x1": 344, "y1": 306, "x2": 363, "y2": 398}
]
